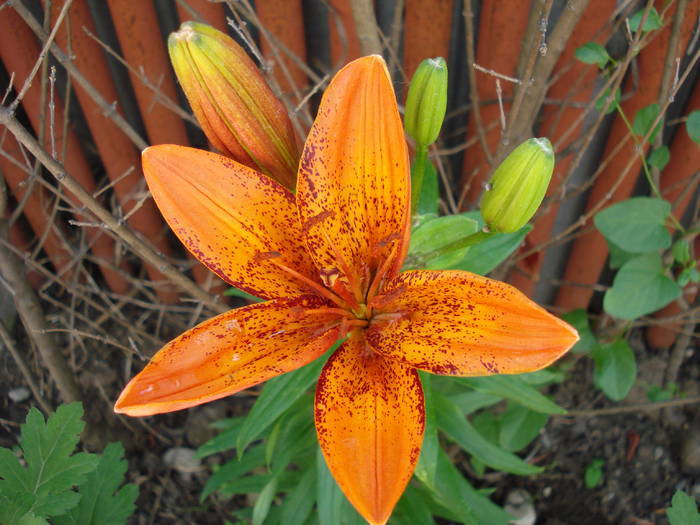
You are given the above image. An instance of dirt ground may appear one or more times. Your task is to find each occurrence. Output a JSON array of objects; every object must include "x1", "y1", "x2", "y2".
[{"x1": 0, "y1": 307, "x2": 697, "y2": 525}]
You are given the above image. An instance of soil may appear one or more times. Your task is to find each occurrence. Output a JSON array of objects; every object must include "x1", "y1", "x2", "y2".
[{"x1": 0, "y1": 304, "x2": 697, "y2": 525}]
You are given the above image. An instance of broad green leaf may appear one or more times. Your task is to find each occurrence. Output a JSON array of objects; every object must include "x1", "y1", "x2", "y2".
[
  {"x1": 584, "y1": 459, "x2": 604, "y2": 488},
  {"x1": 415, "y1": 157, "x2": 439, "y2": 216},
  {"x1": 409, "y1": 214, "x2": 479, "y2": 269},
  {"x1": 672, "y1": 239, "x2": 691, "y2": 265},
  {"x1": 607, "y1": 239, "x2": 636, "y2": 269},
  {"x1": 316, "y1": 449, "x2": 344, "y2": 525},
  {"x1": 632, "y1": 103, "x2": 662, "y2": 142},
  {"x1": 0, "y1": 403, "x2": 98, "y2": 521},
  {"x1": 457, "y1": 375, "x2": 565, "y2": 414},
  {"x1": 434, "y1": 391, "x2": 541, "y2": 475},
  {"x1": 574, "y1": 42, "x2": 610, "y2": 68},
  {"x1": 648, "y1": 146, "x2": 670, "y2": 171},
  {"x1": 281, "y1": 466, "x2": 316, "y2": 525},
  {"x1": 604, "y1": 253, "x2": 682, "y2": 319},
  {"x1": 17, "y1": 512, "x2": 49, "y2": 525},
  {"x1": 594, "y1": 197, "x2": 671, "y2": 253},
  {"x1": 667, "y1": 490, "x2": 700, "y2": 525},
  {"x1": 592, "y1": 340, "x2": 637, "y2": 401},
  {"x1": 687, "y1": 110, "x2": 700, "y2": 144},
  {"x1": 53, "y1": 442, "x2": 138, "y2": 525},
  {"x1": 562, "y1": 309, "x2": 596, "y2": 354},
  {"x1": 237, "y1": 348, "x2": 335, "y2": 455},
  {"x1": 454, "y1": 211, "x2": 531, "y2": 275},
  {"x1": 628, "y1": 7, "x2": 663, "y2": 32},
  {"x1": 499, "y1": 404, "x2": 548, "y2": 452},
  {"x1": 595, "y1": 87, "x2": 620, "y2": 114},
  {"x1": 415, "y1": 373, "x2": 439, "y2": 489}
]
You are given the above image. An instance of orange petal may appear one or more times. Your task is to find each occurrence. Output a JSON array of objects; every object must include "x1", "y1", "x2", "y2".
[
  {"x1": 297, "y1": 56, "x2": 410, "y2": 299},
  {"x1": 315, "y1": 330, "x2": 424, "y2": 525},
  {"x1": 143, "y1": 145, "x2": 319, "y2": 300},
  {"x1": 115, "y1": 295, "x2": 339, "y2": 416},
  {"x1": 367, "y1": 270, "x2": 579, "y2": 376}
]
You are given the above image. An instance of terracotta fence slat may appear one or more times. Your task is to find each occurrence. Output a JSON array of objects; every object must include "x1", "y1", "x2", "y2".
[
  {"x1": 554, "y1": 0, "x2": 699, "y2": 311},
  {"x1": 176, "y1": 0, "x2": 228, "y2": 32},
  {"x1": 256, "y1": 0, "x2": 308, "y2": 96},
  {"x1": 403, "y1": 0, "x2": 453, "y2": 81},
  {"x1": 0, "y1": 133, "x2": 74, "y2": 281},
  {"x1": 0, "y1": 8, "x2": 130, "y2": 294},
  {"x1": 508, "y1": 0, "x2": 616, "y2": 297},
  {"x1": 646, "y1": 83, "x2": 700, "y2": 349},
  {"x1": 459, "y1": 0, "x2": 533, "y2": 207}
]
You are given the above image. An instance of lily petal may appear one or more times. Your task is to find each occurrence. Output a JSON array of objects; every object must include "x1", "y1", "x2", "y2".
[
  {"x1": 297, "y1": 56, "x2": 410, "y2": 297},
  {"x1": 367, "y1": 270, "x2": 579, "y2": 376},
  {"x1": 315, "y1": 330, "x2": 424, "y2": 525},
  {"x1": 115, "y1": 295, "x2": 339, "y2": 416},
  {"x1": 143, "y1": 145, "x2": 318, "y2": 299}
]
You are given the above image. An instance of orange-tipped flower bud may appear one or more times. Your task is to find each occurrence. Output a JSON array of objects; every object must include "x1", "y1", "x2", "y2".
[{"x1": 169, "y1": 22, "x2": 299, "y2": 188}]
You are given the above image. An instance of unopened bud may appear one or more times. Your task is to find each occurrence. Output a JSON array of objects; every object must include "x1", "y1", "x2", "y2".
[
  {"x1": 480, "y1": 138, "x2": 555, "y2": 233},
  {"x1": 168, "y1": 22, "x2": 299, "y2": 188},
  {"x1": 405, "y1": 57, "x2": 448, "y2": 147}
]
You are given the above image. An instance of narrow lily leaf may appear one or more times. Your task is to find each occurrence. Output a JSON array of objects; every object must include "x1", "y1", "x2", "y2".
[
  {"x1": 196, "y1": 417, "x2": 244, "y2": 459},
  {"x1": 457, "y1": 375, "x2": 565, "y2": 415},
  {"x1": 224, "y1": 287, "x2": 262, "y2": 303},
  {"x1": 316, "y1": 449, "x2": 345, "y2": 525},
  {"x1": 280, "y1": 465, "x2": 316, "y2": 525},
  {"x1": 453, "y1": 211, "x2": 531, "y2": 276},
  {"x1": 237, "y1": 343, "x2": 337, "y2": 455},
  {"x1": 368, "y1": 270, "x2": 578, "y2": 378},
  {"x1": 408, "y1": 215, "x2": 479, "y2": 269},
  {"x1": 499, "y1": 404, "x2": 549, "y2": 452},
  {"x1": 604, "y1": 253, "x2": 682, "y2": 319},
  {"x1": 201, "y1": 444, "x2": 266, "y2": 501},
  {"x1": 252, "y1": 477, "x2": 278, "y2": 525},
  {"x1": 446, "y1": 390, "x2": 502, "y2": 415},
  {"x1": 433, "y1": 391, "x2": 541, "y2": 475},
  {"x1": 414, "y1": 373, "x2": 438, "y2": 489},
  {"x1": 394, "y1": 485, "x2": 436, "y2": 525}
]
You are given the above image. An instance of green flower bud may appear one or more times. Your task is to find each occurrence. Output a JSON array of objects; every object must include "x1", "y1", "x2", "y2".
[
  {"x1": 405, "y1": 57, "x2": 448, "y2": 147},
  {"x1": 480, "y1": 138, "x2": 555, "y2": 233}
]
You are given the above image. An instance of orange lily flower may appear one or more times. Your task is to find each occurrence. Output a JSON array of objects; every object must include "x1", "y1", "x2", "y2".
[{"x1": 115, "y1": 55, "x2": 578, "y2": 525}]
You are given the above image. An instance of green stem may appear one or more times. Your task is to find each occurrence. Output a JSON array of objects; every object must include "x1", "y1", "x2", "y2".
[
  {"x1": 405, "y1": 231, "x2": 496, "y2": 269},
  {"x1": 411, "y1": 145, "x2": 428, "y2": 216}
]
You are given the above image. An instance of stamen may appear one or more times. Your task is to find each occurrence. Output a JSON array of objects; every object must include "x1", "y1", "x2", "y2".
[
  {"x1": 365, "y1": 241, "x2": 399, "y2": 307},
  {"x1": 270, "y1": 259, "x2": 350, "y2": 310},
  {"x1": 320, "y1": 228, "x2": 364, "y2": 302}
]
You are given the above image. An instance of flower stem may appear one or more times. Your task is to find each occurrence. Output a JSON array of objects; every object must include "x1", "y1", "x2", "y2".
[
  {"x1": 405, "y1": 230, "x2": 496, "y2": 268},
  {"x1": 410, "y1": 145, "x2": 429, "y2": 216}
]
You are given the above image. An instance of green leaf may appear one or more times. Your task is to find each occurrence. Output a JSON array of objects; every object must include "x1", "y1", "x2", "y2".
[
  {"x1": 562, "y1": 309, "x2": 596, "y2": 354},
  {"x1": 237, "y1": 348, "x2": 335, "y2": 455},
  {"x1": 687, "y1": 110, "x2": 700, "y2": 144},
  {"x1": 280, "y1": 466, "x2": 316, "y2": 525},
  {"x1": 224, "y1": 286, "x2": 262, "y2": 302},
  {"x1": 672, "y1": 239, "x2": 691, "y2": 265},
  {"x1": 252, "y1": 477, "x2": 278, "y2": 525},
  {"x1": 667, "y1": 490, "x2": 700, "y2": 525},
  {"x1": 394, "y1": 485, "x2": 436, "y2": 525},
  {"x1": 409, "y1": 214, "x2": 479, "y2": 269},
  {"x1": 446, "y1": 390, "x2": 501, "y2": 414},
  {"x1": 196, "y1": 417, "x2": 244, "y2": 458},
  {"x1": 648, "y1": 146, "x2": 670, "y2": 171},
  {"x1": 592, "y1": 340, "x2": 637, "y2": 401},
  {"x1": 628, "y1": 7, "x2": 663, "y2": 32},
  {"x1": 454, "y1": 211, "x2": 531, "y2": 275},
  {"x1": 632, "y1": 103, "x2": 662, "y2": 142},
  {"x1": 604, "y1": 253, "x2": 682, "y2": 319},
  {"x1": 316, "y1": 449, "x2": 344, "y2": 525},
  {"x1": 0, "y1": 403, "x2": 99, "y2": 521},
  {"x1": 595, "y1": 87, "x2": 620, "y2": 114},
  {"x1": 458, "y1": 375, "x2": 565, "y2": 414},
  {"x1": 415, "y1": 157, "x2": 439, "y2": 216},
  {"x1": 53, "y1": 443, "x2": 138, "y2": 525},
  {"x1": 499, "y1": 404, "x2": 549, "y2": 452},
  {"x1": 201, "y1": 444, "x2": 267, "y2": 500},
  {"x1": 594, "y1": 197, "x2": 671, "y2": 253},
  {"x1": 414, "y1": 373, "x2": 439, "y2": 489},
  {"x1": 584, "y1": 459, "x2": 604, "y2": 488},
  {"x1": 574, "y1": 42, "x2": 610, "y2": 68},
  {"x1": 678, "y1": 265, "x2": 700, "y2": 287},
  {"x1": 434, "y1": 391, "x2": 541, "y2": 475},
  {"x1": 607, "y1": 239, "x2": 636, "y2": 270}
]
